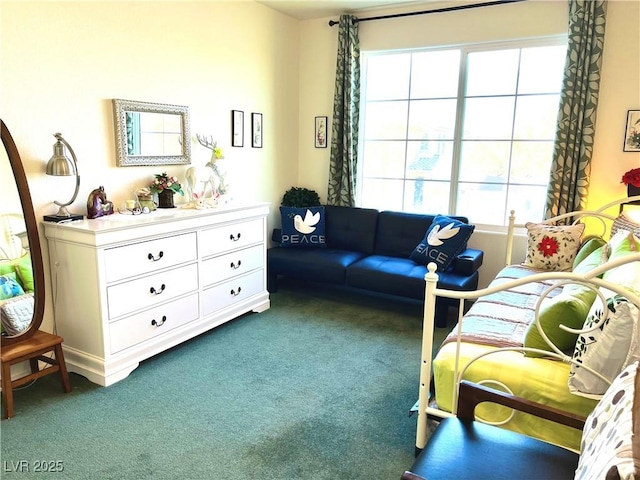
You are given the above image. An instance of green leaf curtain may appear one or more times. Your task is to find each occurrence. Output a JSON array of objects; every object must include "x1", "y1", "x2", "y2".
[
  {"x1": 544, "y1": 0, "x2": 607, "y2": 219},
  {"x1": 327, "y1": 15, "x2": 360, "y2": 207}
]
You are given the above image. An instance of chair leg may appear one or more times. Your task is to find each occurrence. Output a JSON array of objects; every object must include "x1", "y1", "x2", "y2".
[
  {"x1": 1, "y1": 361, "x2": 14, "y2": 420},
  {"x1": 54, "y1": 344, "x2": 71, "y2": 393}
]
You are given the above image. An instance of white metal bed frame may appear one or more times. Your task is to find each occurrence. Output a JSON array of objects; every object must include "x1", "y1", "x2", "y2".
[{"x1": 415, "y1": 196, "x2": 640, "y2": 451}]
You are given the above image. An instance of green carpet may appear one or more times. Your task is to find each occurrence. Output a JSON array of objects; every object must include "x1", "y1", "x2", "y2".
[{"x1": 1, "y1": 281, "x2": 450, "y2": 479}]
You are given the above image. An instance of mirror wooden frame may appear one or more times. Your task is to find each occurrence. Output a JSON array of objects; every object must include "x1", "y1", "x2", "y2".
[
  {"x1": 112, "y1": 99, "x2": 192, "y2": 166},
  {"x1": 1, "y1": 119, "x2": 45, "y2": 346}
]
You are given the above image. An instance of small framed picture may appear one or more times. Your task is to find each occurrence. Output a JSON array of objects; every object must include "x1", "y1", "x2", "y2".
[
  {"x1": 232, "y1": 110, "x2": 244, "y2": 147},
  {"x1": 251, "y1": 113, "x2": 263, "y2": 148},
  {"x1": 623, "y1": 110, "x2": 640, "y2": 152},
  {"x1": 315, "y1": 116, "x2": 328, "y2": 148}
]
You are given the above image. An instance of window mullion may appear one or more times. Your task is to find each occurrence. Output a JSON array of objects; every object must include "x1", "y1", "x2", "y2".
[{"x1": 450, "y1": 48, "x2": 468, "y2": 216}]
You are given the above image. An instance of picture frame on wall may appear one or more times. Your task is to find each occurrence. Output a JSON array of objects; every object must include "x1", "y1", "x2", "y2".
[
  {"x1": 315, "y1": 116, "x2": 328, "y2": 148},
  {"x1": 623, "y1": 109, "x2": 640, "y2": 152},
  {"x1": 232, "y1": 110, "x2": 244, "y2": 147},
  {"x1": 252, "y1": 113, "x2": 263, "y2": 148}
]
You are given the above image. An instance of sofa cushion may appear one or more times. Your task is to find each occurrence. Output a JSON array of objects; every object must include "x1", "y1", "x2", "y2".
[
  {"x1": 523, "y1": 222, "x2": 585, "y2": 271},
  {"x1": 279, "y1": 206, "x2": 326, "y2": 248},
  {"x1": 346, "y1": 255, "x2": 479, "y2": 300},
  {"x1": 409, "y1": 214, "x2": 475, "y2": 271},
  {"x1": 375, "y1": 211, "x2": 470, "y2": 259},
  {"x1": 324, "y1": 205, "x2": 379, "y2": 254},
  {"x1": 575, "y1": 360, "x2": 640, "y2": 480},
  {"x1": 267, "y1": 247, "x2": 367, "y2": 285}
]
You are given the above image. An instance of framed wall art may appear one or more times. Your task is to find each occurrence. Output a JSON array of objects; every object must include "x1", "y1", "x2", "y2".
[
  {"x1": 252, "y1": 113, "x2": 263, "y2": 148},
  {"x1": 623, "y1": 109, "x2": 640, "y2": 152},
  {"x1": 315, "y1": 116, "x2": 328, "y2": 148},
  {"x1": 232, "y1": 110, "x2": 244, "y2": 147}
]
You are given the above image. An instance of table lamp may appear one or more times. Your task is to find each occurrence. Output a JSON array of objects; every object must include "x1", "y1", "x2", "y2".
[{"x1": 44, "y1": 133, "x2": 83, "y2": 222}]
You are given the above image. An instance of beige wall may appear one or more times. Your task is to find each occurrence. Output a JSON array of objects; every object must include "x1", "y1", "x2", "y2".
[
  {"x1": 297, "y1": 0, "x2": 640, "y2": 287},
  {"x1": 2, "y1": 0, "x2": 639, "y2": 330},
  {"x1": 1, "y1": 0, "x2": 301, "y2": 331}
]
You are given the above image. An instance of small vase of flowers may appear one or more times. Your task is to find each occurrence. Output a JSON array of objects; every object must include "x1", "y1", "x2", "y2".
[
  {"x1": 150, "y1": 172, "x2": 184, "y2": 208},
  {"x1": 622, "y1": 167, "x2": 640, "y2": 202}
]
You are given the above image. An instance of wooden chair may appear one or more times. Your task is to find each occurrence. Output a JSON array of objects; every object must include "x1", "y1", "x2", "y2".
[
  {"x1": 402, "y1": 380, "x2": 585, "y2": 480},
  {"x1": 1, "y1": 330, "x2": 71, "y2": 419}
]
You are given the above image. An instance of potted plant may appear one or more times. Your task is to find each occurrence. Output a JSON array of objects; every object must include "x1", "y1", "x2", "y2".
[
  {"x1": 150, "y1": 172, "x2": 184, "y2": 208},
  {"x1": 281, "y1": 187, "x2": 321, "y2": 207}
]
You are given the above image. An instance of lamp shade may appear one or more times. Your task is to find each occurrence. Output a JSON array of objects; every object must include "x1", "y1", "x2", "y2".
[{"x1": 46, "y1": 141, "x2": 76, "y2": 176}]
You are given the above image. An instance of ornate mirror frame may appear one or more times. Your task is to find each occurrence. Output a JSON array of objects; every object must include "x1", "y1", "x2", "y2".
[
  {"x1": 1, "y1": 119, "x2": 45, "y2": 346},
  {"x1": 112, "y1": 99, "x2": 191, "y2": 167}
]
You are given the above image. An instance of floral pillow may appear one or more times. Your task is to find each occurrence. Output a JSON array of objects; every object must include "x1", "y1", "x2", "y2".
[
  {"x1": 574, "y1": 361, "x2": 639, "y2": 480},
  {"x1": 523, "y1": 222, "x2": 585, "y2": 271}
]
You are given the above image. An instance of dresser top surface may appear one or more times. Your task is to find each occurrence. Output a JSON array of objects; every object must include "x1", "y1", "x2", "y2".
[{"x1": 42, "y1": 202, "x2": 270, "y2": 246}]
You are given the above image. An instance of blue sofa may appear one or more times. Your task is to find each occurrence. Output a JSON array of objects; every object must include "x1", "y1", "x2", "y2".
[{"x1": 267, "y1": 206, "x2": 483, "y2": 327}]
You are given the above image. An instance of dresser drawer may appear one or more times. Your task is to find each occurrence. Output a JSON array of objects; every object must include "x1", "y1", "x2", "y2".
[
  {"x1": 104, "y1": 232, "x2": 197, "y2": 283},
  {"x1": 201, "y1": 269, "x2": 264, "y2": 316},
  {"x1": 109, "y1": 293, "x2": 199, "y2": 354},
  {"x1": 107, "y1": 263, "x2": 199, "y2": 319},
  {"x1": 200, "y1": 244, "x2": 264, "y2": 287},
  {"x1": 199, "y1": 219, "x2": 264, "y2": 257}
]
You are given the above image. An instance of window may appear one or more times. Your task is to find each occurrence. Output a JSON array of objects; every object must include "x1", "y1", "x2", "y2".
[{"x1": 358, "y1": 38, "x2": 567, "y2": 226}]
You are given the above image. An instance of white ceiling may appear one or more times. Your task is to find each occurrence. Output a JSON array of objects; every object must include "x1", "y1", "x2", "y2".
[{"x1": 256, "y1": 0, "x2": 428, "y2": 20}]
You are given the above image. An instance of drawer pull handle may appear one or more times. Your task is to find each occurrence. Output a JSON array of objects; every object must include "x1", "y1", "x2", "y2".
[
  {"x1": 151, "y1": 315, "x2": 167, "y2": 327},
  {"x1": 150, "y1": 284, "x2": 166, "y2": 295},
  {"x1": 148, "y1": 251, "x2": 164, "y2": 261},
  {"x1": 230, "y1": 287, "x2": 242, "y2": 297},
  {"x1": 230, "y1": 233, "x2": 242, "y2": 241},
  {"x1": 230, "y1": 260, "x2": 242, "y2": 269}
]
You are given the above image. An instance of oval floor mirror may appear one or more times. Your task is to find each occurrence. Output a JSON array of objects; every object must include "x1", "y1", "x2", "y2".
[{"x1": 1, "y1": 119, "x2": 71, "y2": 419}]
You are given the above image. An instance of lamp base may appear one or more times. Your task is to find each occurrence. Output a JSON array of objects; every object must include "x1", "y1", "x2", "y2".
[{"x1": 43, "y1": 213, "x2": 84, "y2": 223}]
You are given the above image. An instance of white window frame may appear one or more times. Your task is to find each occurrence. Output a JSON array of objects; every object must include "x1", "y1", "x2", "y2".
[{"x1": 357, "y1": 35, "x2": 568, "y2": 230}]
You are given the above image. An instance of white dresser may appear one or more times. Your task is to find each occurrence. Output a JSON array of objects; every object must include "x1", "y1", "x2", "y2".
[{"x1": 43, "y1": 202, "x2": 270, "y2": 386}]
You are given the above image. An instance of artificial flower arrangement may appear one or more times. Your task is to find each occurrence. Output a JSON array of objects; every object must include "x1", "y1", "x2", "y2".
[
  {"x1": 621, "y1": 167, "x2": 640, "y2": 188},
  {"x1": 150, "y1": 172, "x2": 184, "y2": 196}
]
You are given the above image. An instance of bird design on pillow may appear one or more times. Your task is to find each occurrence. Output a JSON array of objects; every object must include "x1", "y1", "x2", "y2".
[
  {"x1": 294, "y1": 209, "x2": 321, "y2": 234},
  {"x1": 427, "y1": 222, "x2": 460, "y2": 246}
]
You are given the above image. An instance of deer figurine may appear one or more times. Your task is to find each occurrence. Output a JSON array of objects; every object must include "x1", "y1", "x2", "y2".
[
  {"x1": 184, "y1": 134, "x2": 222, "y2": 207},
  {"x1": 185, "y1": 134, "x2": 229, "y2": 207}
]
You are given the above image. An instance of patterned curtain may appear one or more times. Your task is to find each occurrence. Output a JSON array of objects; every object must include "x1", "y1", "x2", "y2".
[
  {"x1": 327, "y1": 15, "x2": 360, "y2": 207},
  {"x1": 544, "y1": 0, "x2": 607, "y2": 219}
]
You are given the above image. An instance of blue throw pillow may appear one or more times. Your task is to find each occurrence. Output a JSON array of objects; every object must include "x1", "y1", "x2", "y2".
[
  {"x1": 280, "y1": 206, "x2": 327, "y2": 248},
  {"x1": 409, "y1": 214, "x2": 475, "y2": 270}
]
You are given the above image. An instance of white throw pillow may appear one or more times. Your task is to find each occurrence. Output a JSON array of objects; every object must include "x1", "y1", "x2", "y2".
[{"x1": 569, "y1": 294, "x2": 640, "y2": 398}]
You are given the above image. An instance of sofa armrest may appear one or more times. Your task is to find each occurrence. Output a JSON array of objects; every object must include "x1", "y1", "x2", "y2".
[
  {"x1": 457, "y1": 380, "x2": 586, "y2": 430},
  {"x1": 272, "y1": 228, "x2": 282, "y2": 243},
  {"x1": 452, "y1": 248, "x2": 483, "y2": 276}
]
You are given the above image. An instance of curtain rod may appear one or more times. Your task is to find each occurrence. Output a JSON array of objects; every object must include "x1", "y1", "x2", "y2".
[{"x1": 328, "y1": 0, "x2": 527, "y2": 27}]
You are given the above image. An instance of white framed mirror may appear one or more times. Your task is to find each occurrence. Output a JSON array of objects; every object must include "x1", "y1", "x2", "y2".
[{"x1": 112, "y1": 99, "x2": 191, "y2": 166}]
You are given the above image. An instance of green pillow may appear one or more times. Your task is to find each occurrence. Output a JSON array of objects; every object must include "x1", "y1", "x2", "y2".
[
  {"x1": 572, "y1": 237, "x2": 607, "y2": 270},
  {"x1": 11, "y1": 254, "x2": 33, "y2": 292},
  {"x1": 0, "y1": 260, "x2": 15, "y2": 277},
  {"x1": 602, "y1": 230, "x2": 640, "y2": 295},
  {"x1": 524, "y1": 287, "x2": 596, "y2": 357}
]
